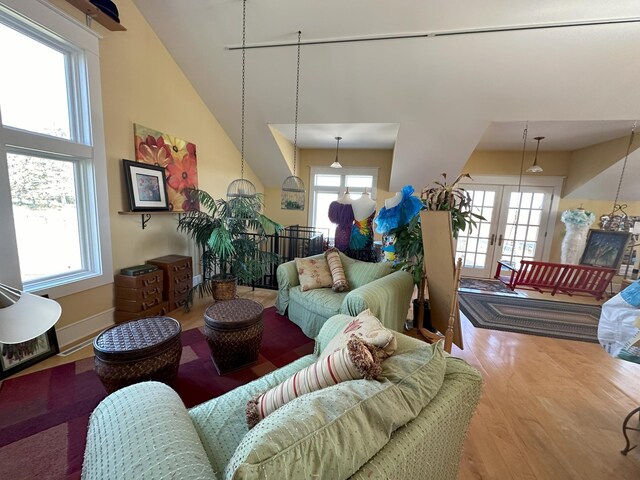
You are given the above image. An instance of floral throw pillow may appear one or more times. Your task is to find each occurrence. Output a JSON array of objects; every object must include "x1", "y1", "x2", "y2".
[
  {"x1": 295, "y1": 257, "x2": 333, "y2": 291},
  {"x1": 319, "y1": 309, "x2": 397, "y2": 361}
]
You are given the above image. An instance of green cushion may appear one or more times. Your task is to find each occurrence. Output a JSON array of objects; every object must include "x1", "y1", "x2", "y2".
[
  {"x1": 289, "y1": 285, "x2": 347, "y2": 318},
  {"x1": 188, "y1": 355, "x2": 317, "y2": 477},
  {"x1": 342, "y1": 255, "x2": 392, "y2": 289},
  {"x1": 224, "y1": 340, "x2": 446, "y2": 479}
]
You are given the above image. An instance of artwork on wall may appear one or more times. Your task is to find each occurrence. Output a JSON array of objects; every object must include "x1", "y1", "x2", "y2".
[
  {"x1": 133, "y1": 124, "x2": 199, "y2": 212},
  {"x1": 122, "y1": 160, "x2": 169, "y2": 211},
  {"x1": 0, "y1": 327, "x2": 59, "y2": 380},
  {"x1": 579, "y1": 229, "x2": 632, "y2": 269}
]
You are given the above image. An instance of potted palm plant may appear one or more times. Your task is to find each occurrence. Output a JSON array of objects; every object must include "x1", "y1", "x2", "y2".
[
  {"x1": 177, "y1": 188, "x2": 283, "y2": 303},
  {"x1": 392, "y1": 173, "x2": 484, "y2": 329}
]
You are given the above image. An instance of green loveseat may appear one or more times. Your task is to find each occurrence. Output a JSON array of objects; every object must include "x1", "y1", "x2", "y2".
[
  {"x1": 276, "y1": 252, "x2": 414, "y2": 337},
  {"x1": 82, "y1": 315, "x2": 482, "y2": 480}
]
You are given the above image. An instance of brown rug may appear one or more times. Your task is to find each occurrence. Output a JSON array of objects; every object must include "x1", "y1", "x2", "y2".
[{"x1": 458, "y1": 292, "x2": 601, "y2": 343}]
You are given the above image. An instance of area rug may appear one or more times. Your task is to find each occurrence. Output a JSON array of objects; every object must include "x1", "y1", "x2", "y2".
[
  {"x1": 458, "y1": 292, "x2": 602, "y2": 343},
  {"x1": 459, "y1": 277, "x2": 522, "y2": 296},
  {"x1": 0, "y1": 307, "x2": 313, "y2": 479}
]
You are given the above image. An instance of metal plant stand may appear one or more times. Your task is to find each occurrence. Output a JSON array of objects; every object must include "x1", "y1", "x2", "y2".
[{"x1": 621, "y1": 406, "x2": 640, "y2": 455}]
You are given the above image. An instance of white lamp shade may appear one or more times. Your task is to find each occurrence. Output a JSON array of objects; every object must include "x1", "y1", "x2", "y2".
[{"x1": 0, "y1": 287, "x2": 61, "y2": 344}]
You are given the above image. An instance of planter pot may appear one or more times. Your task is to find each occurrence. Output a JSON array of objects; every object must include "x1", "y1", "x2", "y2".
[{"x1": 212, "y1": 276, "x2": 237, "y2": 301}]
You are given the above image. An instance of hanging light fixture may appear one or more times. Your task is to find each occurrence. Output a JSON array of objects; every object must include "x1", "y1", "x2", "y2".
[
  {"x1": 330, "y1": 136, "x2": 343, "y2": 168},
  {"x1": 281, "y1": 31, "x2": 306, "y2": 210},
  {"x1": 607, "y1": 121, "x2": 637, "y2": 218},
  {"x1": 517, "y1": 122, "x2": 528, "y2": 192},
  {"x1": 227, "y1": 0, "x2": 257, "y2": 199},
  {"x1": 526, "y1": 136, "x2": 545, "y2": 173}
]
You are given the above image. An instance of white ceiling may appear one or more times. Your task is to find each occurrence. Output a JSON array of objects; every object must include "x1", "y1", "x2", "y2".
[{"x1": 132, "y1": 0, "x2": 640, "y2": 195}]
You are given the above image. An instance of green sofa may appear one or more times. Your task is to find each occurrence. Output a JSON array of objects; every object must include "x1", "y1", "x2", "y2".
[
  {"x1": 276, "y1": 252, "x2": 415, "y2": 337},
  {"x1": 82, "y1": 315, "x2": 482, "y2": 480}
]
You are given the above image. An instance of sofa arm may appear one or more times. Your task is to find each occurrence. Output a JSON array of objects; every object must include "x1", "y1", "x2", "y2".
[
  {"x1": 275, "y1": 260, "x2": 300, "y2": 315},
  {"x1": 341, "y1": 270, "x2": 414, "y2": 332},
  {"x1": 82, "y1": 382, "x2": 216, "y2": 480}
]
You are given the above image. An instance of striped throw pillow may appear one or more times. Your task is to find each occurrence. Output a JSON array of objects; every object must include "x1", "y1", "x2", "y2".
[
  {"x1": 324, "y1": 248, "x2": 349, "y2": 292},
  {"x1": 246, "y1": 337, "x2": 382, "y2": 428}
]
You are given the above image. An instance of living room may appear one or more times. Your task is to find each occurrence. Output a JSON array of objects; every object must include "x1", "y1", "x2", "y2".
[{"x1": 1, "y1": 0, "x2": 639, "y2": 478}]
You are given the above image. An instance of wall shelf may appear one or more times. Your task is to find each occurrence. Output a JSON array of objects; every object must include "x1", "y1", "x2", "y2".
[
  {"x1": 118, "y1": 211, "x2": 182, "y2": 230},
  {"x1": 64, "y1": 0, "x2": 126, "y2": 31}
]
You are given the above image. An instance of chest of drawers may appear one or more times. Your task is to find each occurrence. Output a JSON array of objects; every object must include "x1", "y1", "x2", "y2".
[
  {"x1": 114, "y1": 270, "x2": 168, "y2": 324},
  {"x1": 147, "y1": 255, "x2": 193, "y2": 310}
]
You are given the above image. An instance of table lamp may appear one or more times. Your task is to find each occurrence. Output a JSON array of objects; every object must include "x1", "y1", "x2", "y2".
[{"x1": 0, "y1": 284, "x2": 61, "y2": 344}]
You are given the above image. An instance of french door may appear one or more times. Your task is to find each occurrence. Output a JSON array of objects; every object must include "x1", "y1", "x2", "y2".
[{"x1": 455, "y1": 184, "x2": 554, "y2": 278}]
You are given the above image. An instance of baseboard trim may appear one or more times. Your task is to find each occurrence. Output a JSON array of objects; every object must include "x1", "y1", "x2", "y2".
[{"x1": 56, "y1": 308, "x2": 115, "y2": 349}]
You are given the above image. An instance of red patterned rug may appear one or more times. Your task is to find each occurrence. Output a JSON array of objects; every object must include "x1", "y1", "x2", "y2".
[{"x1": 0, "y1": 307, "x2": 313, "y2": 479}]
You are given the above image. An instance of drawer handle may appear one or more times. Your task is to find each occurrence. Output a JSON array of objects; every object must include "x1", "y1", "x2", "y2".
[
  {"x1": 175, "y1": 273, "x2": 191, "y2": 283},
  {"x1": 142, "y1": 298, "x2": 160, "y2": 310},
  {"x1": 176, "y1": 285, "x2": 189, "y2": 295},
  {"x1": 143, "y1": 277, "x2": 158, "y2": 286},
  {"x1": 142, "y1": 287, "x2": 160, "y2": 298},
  {"x1": 172, "y1": 263, "x2": 189, "y2": 272}
]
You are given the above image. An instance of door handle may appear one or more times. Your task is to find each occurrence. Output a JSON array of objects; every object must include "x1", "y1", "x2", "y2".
[
  {"x1": 498, "y1": 234, "x2": 503, "y2": 246},
  {"x1": 490, "y1": 234, "x2": 496, "y2": 246}
]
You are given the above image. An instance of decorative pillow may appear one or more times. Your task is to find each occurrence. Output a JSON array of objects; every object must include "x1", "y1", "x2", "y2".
[
  {"x1": 319, "y1": 309, "x2": 397, "y2": 361},
  {"x1": 324, "y1": 247, "x2": 350, "y2": 292},
  {"x1": 295, "y1": 257, "x2": 333, "y2": 291},
  {"x1": 246, "y1": 337, "x2": 382, "y2": 428}
]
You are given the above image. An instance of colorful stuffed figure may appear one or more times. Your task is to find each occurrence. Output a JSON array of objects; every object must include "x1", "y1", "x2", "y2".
[
  {"x1": 328, "y1": 192, "x2": 354, "y2": 251},
  {"x1": 374, "y1": 185, "x2": 423, "y2": 262}
]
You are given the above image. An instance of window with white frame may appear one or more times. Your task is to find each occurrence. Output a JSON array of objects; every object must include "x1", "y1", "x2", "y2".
[
  {"x1": 309, "y1": 167, "x2": 378, "y2": 240},
  {"x1": 0, "y1": 1, "x2": 112, "y2": 296}
]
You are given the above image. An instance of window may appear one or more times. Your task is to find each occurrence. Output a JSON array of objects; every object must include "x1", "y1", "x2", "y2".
[
  {"x1": 309, "y1": 167, "x2": 378, "y2": 240},
  {"x1": 0, "y1": 1, "x2": 112, "y2": 296}
]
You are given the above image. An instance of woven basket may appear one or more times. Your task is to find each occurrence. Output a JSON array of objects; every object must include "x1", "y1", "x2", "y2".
[{"x1": 212, "y1": 276, "x2": 237, "y2": 301}]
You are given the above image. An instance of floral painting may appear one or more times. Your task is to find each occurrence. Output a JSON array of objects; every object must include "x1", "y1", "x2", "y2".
[{"x1": 134, "y1": 124, "x2": 199, "y2": 212}]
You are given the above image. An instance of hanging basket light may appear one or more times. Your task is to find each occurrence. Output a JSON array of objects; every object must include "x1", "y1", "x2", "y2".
[
  {"x1": 227, "y1": 0, "x2": 257, "y2": 200},
  {"x1": 281, "y1": 31, "x2": 306, "y2": 210}
]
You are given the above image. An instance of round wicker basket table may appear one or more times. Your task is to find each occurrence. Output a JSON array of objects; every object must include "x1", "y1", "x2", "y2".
[
  {"x1": 204, "y1": 299, "x2": 264, "y2": 374},
  {"x1": 93, "y1": 317, "x2": 182, "y2": 394}
]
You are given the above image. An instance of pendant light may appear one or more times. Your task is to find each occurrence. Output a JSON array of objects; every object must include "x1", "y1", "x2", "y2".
[
  {"x1": 281, "y1": 31, "x2": 306, "y2": 210},
  {"x1": 526, "y1": 136, "x2": 545, "y2": 173},
  {"x1": 227, "y1": 0, "x2": 257, "y2": 199},
  {"x1": 330, "y1": 136, "x2": 343, "y2": 168}
]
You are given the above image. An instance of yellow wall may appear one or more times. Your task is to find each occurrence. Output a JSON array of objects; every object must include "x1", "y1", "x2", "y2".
[
  {"x1": 463, "y1": 150, "x2": 571, "y2": 178},
  {"x1": 264, "y1": 148, "x2": 393, "y2": 235},
  {"x1": 49, "y1": 0, "x2": 262, "y2": 330},
  {"x1": 549, "y1": 198, "x2": 640, "y2": 263}
]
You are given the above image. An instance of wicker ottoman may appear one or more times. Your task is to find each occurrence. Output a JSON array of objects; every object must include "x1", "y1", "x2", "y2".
[
  {"x1": 94, "y1": 317, "x2": 182, "y2": 394},
  {"x1": 204, "y1": 299, "x2": 264, "y2": 374}
]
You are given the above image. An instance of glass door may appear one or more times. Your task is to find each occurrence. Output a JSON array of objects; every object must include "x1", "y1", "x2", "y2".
[{"x1": 455, "y1": 185, "x2": 554, "y2": 278}]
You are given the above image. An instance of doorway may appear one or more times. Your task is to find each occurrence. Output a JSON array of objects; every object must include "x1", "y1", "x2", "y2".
[{"x1": 455, "y1": 183, "x2": 556, "y2": 278}]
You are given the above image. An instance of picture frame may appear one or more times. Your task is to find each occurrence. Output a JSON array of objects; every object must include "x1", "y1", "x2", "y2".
[
  {"x1": 0, "y1": 327, "x2": 60, "y2": 380},
  {"x1": 579, "y1": 229, "x2": 632, "y2": 269},
  {"x1": 122, "y1": 159, "x2": 170, "y2": 211}
]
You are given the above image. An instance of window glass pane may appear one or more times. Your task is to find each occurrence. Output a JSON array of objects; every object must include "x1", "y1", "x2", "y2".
[
  {"x1": 479, "y1": 223, "x2": 491, "y2": 238},
  {"x1": 529, "y1": 209, "x2": 542, "y2": 225},
  {"x1": 345, "y1": 175, "x2": 373, "y2": 188},
  {"x1": 532, "y1": 193, "x2": 544, "y2": 209},
  {"x1": 314, "y1": 192, "x2": 339, "y2": 238},
  {"x1": 484, "y1": 192, "x2": 495, "y2": 207},
  {"x1": 520, "y1": 192, "x2": 533, "y2": 209},
  {"x1": 476, "y1": 253, "x2": 486, "y2": 268},
  {"x1": 314, "y1": 174, "x2": 341, "y2": 187},
  {"x1": 7, "y1": 153, "x2": 81, "y2": 282},
  {"x1": 0, "y1": 23, "x2": 71, "y2": 139}
]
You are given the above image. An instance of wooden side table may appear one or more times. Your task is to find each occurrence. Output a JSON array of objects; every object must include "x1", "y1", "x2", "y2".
[
  {"x1": 114, "y1": 270, "x2": 168, "y2": 324},
  {"x1": 147, "y1": 255, "x2": 193, "y2": 311},
  {"x1": 203, "y1": 299, "x2": 264, "y2": 374}
]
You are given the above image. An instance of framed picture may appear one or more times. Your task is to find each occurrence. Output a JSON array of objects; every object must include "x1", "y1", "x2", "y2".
[
  {"x1": 0, "y1": 327, "x2": 60, "y2": 380},
  {"x1": 123, "y1": 159, "x2": 170, "y2": 211},
  {"x1": 579, "y1": 229, "x2": 632, "y2": 269}
]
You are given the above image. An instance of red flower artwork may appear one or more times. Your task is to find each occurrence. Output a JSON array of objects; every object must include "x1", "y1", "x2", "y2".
[{"x1": 167, "y1": 153, "x2": 198, "y2": 193}]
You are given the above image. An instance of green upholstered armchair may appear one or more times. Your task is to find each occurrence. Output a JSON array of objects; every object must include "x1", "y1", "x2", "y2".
[{"x1": 276, "y1": 252, "x2": 414, "y2": 338}]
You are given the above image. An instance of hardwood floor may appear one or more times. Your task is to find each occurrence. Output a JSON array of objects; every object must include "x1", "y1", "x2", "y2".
[{"x1": 9, "y1": 286, "x2": 640, "y2": 479}]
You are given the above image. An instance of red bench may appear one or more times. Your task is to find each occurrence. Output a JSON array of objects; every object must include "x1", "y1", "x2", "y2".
[{"x1": 494, "y1": 260, "x2": 615, "y2": 300}]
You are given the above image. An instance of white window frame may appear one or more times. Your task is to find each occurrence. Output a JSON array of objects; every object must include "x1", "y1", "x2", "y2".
[
  {"x1": 308, "y1": 166, "x2": 378, "y2": 234},
  {"x1": 0, "y1": 0, "x2": 112, "y2": 298}
]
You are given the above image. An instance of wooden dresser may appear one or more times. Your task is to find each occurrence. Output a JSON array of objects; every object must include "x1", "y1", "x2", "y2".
[
  {"x1": 147, "y1": 255, "x2": 193, "y2": 311},
  {"x1": 114, "y1": 270, "x2": 168, "y2": 324}
]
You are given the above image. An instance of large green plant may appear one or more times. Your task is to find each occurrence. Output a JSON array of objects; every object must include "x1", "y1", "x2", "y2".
[
  {"x1": 393, "y1": 173, "x2": 484, "y2": 286},
  {"x1": 177, "y1": 188, "x2": 283, "y2": 297}
]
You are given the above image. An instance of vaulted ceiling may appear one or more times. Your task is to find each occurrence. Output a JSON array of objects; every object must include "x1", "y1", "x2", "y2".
[{"x1": 132, "y1": 0, "x2": 640, "y2": 196}]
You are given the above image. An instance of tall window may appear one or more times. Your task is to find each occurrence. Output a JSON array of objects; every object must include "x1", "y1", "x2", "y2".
[
  {"x1": 309, "y1": 167, "x2": 378, "y2": 239},
  {"x1": 0, "y1": 1, "x2": 112, "y2": 295}
]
